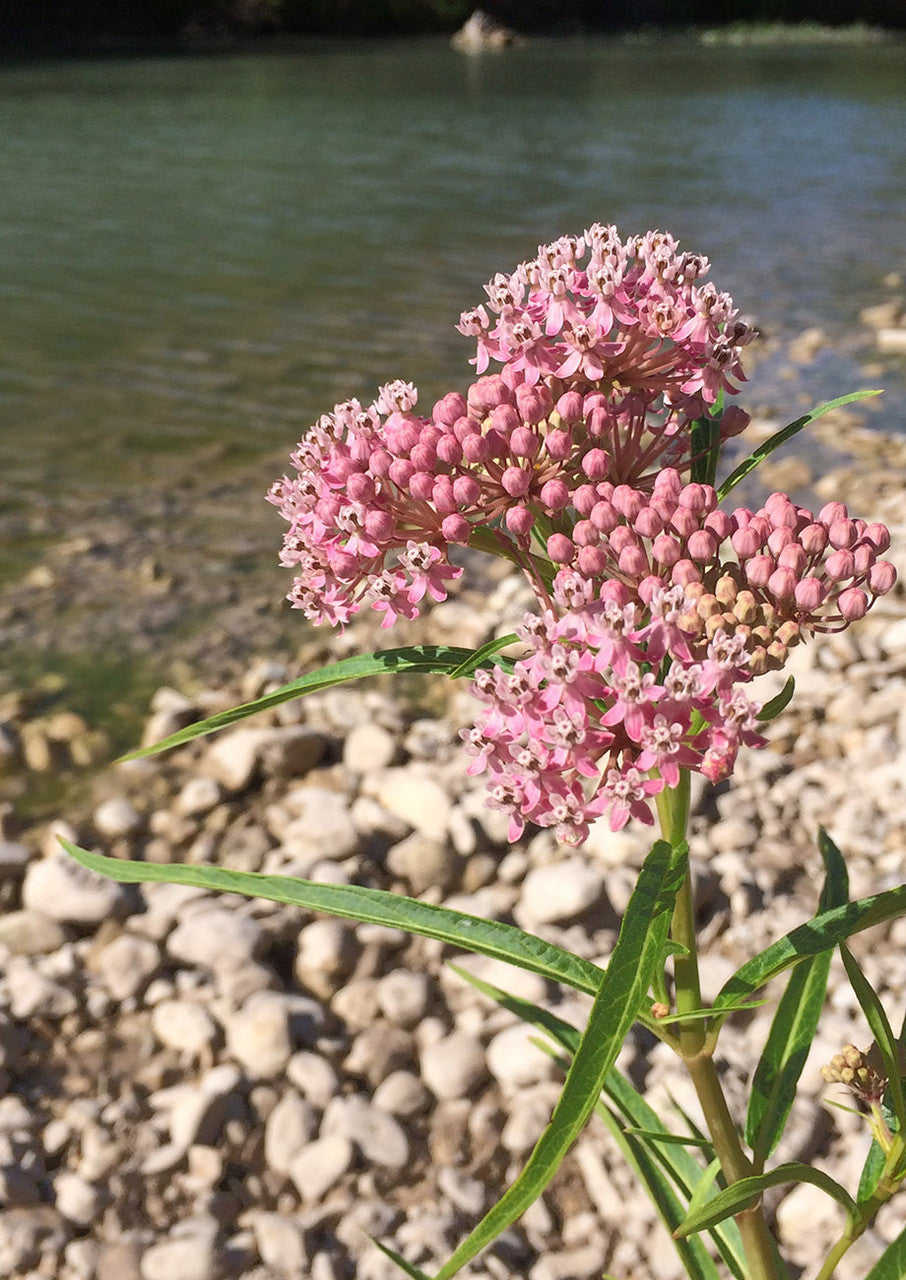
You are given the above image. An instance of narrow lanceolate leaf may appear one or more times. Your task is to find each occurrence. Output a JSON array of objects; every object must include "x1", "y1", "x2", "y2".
[
  {"x1": 119, "y1": 645, "x2": 486, "y2": 761},
  {"x1": 714, "y1": 882, "x2": 906, "y2": 1013},
  {"x1": 675, "y1": 1164, "x2": 857, "y2": 1238},
  {"x1": 840, "y1": 944, "x2": 906, "y2": 1132},
  {"x1": 432, "y1": 840, "x2": 687, "y2": 1280},
  {"x1": 446, "y1": 632, "x2": 518, "y2": 679},
  {"x1": 757, "y1": 676, "x2": 795, "y2": 723},
  {"x1": 745, "y1": 829, "x2": 850, "y2": 1163},
  {"x1": 455, "y1": 965, "x2": 746, "y2": 1279},
  {"x1": 716, "y1": 389, "x2": 881, "y2": 500},
  {"x1": 60, "y1": 843, "x2": 603, "y2": 995},
  {"x1": 865, "y1": 1220, "x2": 906, "y2": 1279},
  {"x1": 690, "y1": 407, "x2": 723, "y2": 486},
  {"x1": 371, "y1": 1240, "x2": 433, "y2": 1280},
  {"x1": 857, "y1": 1137, "x2": 887, "y2": 1203}
]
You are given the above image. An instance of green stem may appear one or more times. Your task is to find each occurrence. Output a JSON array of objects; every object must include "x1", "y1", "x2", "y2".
[{"x1": 658, "y1": 775, "x2": 780, "y2": 1280}]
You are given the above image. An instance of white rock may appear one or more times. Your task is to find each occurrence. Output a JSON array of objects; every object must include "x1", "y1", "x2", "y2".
[
  {"x1": 264, "y1": 1092, "x2": 318, "y2": 1177},
  {"x1": 225, "y1": 992, "x2": 292, "y2": 1078},
  {"x1": 518, "y1": 858, "x2": 605, "y2": 925},
  {"x1": 167, "y1": 907, "x2": 261, "y2": 973},
  {"x1": 140, "y1": 1235, "x2": 217, "y2": 1280},
  {"x1": 486, "y1": 1022, "x2": 556, "y2": 1091},
  {"x1": 93, "y1": 797, "x2": 142, "y2": 838},
  {"x1": 376, "y1": 971, "x2": 431, "y2": 1027},
  {"x1": 175, "y1": 777, "x2": 222, "y2": 818},
  {"x1": 0, "y1": 841, "x2": 31, "y2": 878},
  {"x1": 321, "y1": 1094, "x2": 409, "y2": 1169},
  {"x1": 775, "y1": 1179, "x2": 844, "y2": 1257},
  {"x1": 205, "y1": 726, "x2": 325, "y2": 792},
  {"x1": 420, "y1": 1032, "x2": 488, "y2": 1101},
  {"x1": 0, "y1": 910, "x2": 67, "y2": 956},
  {"x1": 294, "y1": 920, "x2": 357, "y2": 996},
  {"x1": 343, "y1": 723, "x2": 398, "y2": 773},
  {"x1": 385, "y1": 832, "x2": 460, "y2": 894},
  {"x1": 22, "y1": 849, "x2": 129, "y2": 925},
  {"x1": 281, "y1": 788, "x2": 359, "y2": 862},
  {"x1": 94, "y1": 933, "x2": 159, "y2": 1001},
  {"x1": 877, "y1": 327, "x2": 906, "y2": 354},
  {"x1": 162, "y1": 1064, "x2": 241, "y2": 1151},
  {"x1": 4, "y1": 958, "x2": 77, "y2": 1019},
  {"x1": 151, "y1": 1000, "x2": 217, "y2": 1056},
  {"x1": 252, "y1": 1212, "x2": 308, "y2": 1275},
  {"x1": 286, "y1": 1052, "x2": 340, "y2": 1109},
  {"x1": 372, "y1": 1071, "x2": 431, "y2": 1118},
  {"x1": 373, "y1": 769, "x2": 452, "y2": 840},
  {"x1": 288, "y1": 1134, "x2": 354, "y2": 1203},
  {"x1": 54, "y1": 1171, "x2": 105, "y2": 1226}
]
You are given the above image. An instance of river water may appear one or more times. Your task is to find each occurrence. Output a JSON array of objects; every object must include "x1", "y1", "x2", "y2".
[{"x1": 0, "y1": 36, "x2": 904, "y2": 706}]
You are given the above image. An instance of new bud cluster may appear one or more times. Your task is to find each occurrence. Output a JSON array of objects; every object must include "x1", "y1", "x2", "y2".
[{"x1": 270, "y1": 226, "x2": 896, "y2": 838}]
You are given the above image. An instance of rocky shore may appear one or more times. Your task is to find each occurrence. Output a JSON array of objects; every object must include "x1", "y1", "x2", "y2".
[{"x1": 1, "y1": 420, "x2": 906, "y2": 1277}]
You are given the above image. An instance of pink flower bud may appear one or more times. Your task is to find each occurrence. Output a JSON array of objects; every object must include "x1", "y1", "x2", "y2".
[
  {"x1": 671, "y1": 508, "x2": 698, "y2": 539},
  {"x1": 678, "y1": 483, "x2": 715, "y2": 515},
  {"x1": 368, "y1": 447, "x2": 392, "y2": 476},
  {"x1": 764, "y1": 493, "x2": 798, "y2": 529},
  {"x1": 704, "y1": 511, "x2": 732, "y2": 541},
  {"x1": 436, "y1": 435, "x2": 462, "y2": 465},
  {"x1": 539, "y1": 478, "x2": 570, "y2": 511},
  {"x1": 869, "y1": 560, "x2": 897, "y2": 594},
  {"x1": 441, "y1": 514, "x2": 471, "y2": 544},
  {"x1": 637, "y1": 575, "x2": 663, "y2": 603},
  {"x1": 825, "y1": 549, "x2": 855, "y2": 581},
  {"x1": 573, "y1": 485, "x2": 597, "y2": 515},
  {"x1": 777, "y1": 544, "x2": 807, "y2": 575},
  {"x1": 794, "y1": 576, "x2": 826, "y2": 611},
  {"x1": 346, "y1": 474, "x2": 375, "y2": 503},
  {"x1": 838, "y1": 587, "x2": 868, "y2": 621},
  {"x1": 419, "y1": 424, "x2": 442, "y2": 449},
  {"x1": 799, "y1": 522, "x2": 828, "y2": 555},
  {"x1": 453, "y1": 475, "x2": 481, "y2": 506},
  {"x1": 590, "y1": 501, "x2": 618, "y2": 533},
  {"x1": 853, "y1": 544, "x2": 875, "y2": 576},
  {"x1": 612, "y1": 485, "x2": 645, "y2": 522},
  {"x1": 432, "y1": 391, "x2": 467, "y2": 426},
  {"x1": 583, "y1": 448, "x2": 610, "y2": 480},
  {"x1": 432, "y1": 477, "x2": 457, "y2": 514},
  {"x1": 767, "y1": 567, "x2": 796, "y2": 600},
  {"x1": 583, "y1": 391, "x2": 608, "y2": 414},
  {"x1": 544, "y1": 429, "x2": 573, "y2": 460},
  {"x1": 547, "y1": 533, "x2": 575, "y2": 563},
  {"x1": 452, "y1": 416, "x2": 475, "y2": 442},
  {"x1": 410, "y1": 443, "x2": 436, "y2": 472},
  {"x1": 506, "y1": 505, "x2": 534, "y2": 537},
  {"x1": 490, "y1": 404, "x2": 521, "y2": 435},
  {"x1": 461, "y1": 434, "x2": 489, "y2": 463},
  {"x1": 745, "y1": 555, "x2": 774, "y2": 589},
  {"x1": 515, "y1": 382, "x2": 553, "y2": 424},
  {"x1": 556, "y1": 391, "x2": 584, "y2": 423},
  {"x1": 720, "y1": 405, "x2": 750, "y2": 436},
  {"x1": 389, "y1": 459, "x2": 415, "y2": 487},
  {"x1": 365, "y1": 510, "x2": 395, "y2": 541},
  {"x1": 573, "y1": 520, "x2": 599, "y2": 547},
  {"x1": 634, "y1": 507, "x2": 664, "y2": 539},
  {"x1": 619, "y1": 545, "x2": 649, "y2": 576},
  {"x1": 331, "y1": 551, "x2": 358, "y2": 581},
  {"x1": 609, "y1": 525, "x2": 638, "y2": 554},
  {"x1": 386, "y1": 420, "x2": 420, "y2": 454},
  {"x1": 672, "y1": 559, "x2": 701, "y2": 586},
  {"x1": 409, "y1": 471, "x2": 435, "y2": 501},
  {"x1": 585, "y1": 407, "x2": 609, "y2": 437},
  {"x1": 652, "y1": 534, "x2": 682, "y2": 567},
  {"x1": 653, "y1": 468, "x2": 683, "y2": 502},
  {"x1": 501, "y1": 466, "x2": 531, "y2": 497},
  {"x1": 468, "y1": 375, "x2": 513, "y2": 415},
  {"x1": 577, "y1": 546, "x2": 608, "y2": 576},
  {"x1": 687, "y1": 530, "x2": 718, "y2": 563},
  {"x1": 829, "y1": 519, "x2": 857, "y2": 550},
  {"x1": 483, "y1": 428, "x2": 508, "y2": 459},
  {"x1": 818, "y1": 501, "x2": 847, "y2": 526},
  {"x1": 510, "y1": 426, "x2": 540, "y2": 458},
  {"x1": 865, "y1": 523, "x2": 891, "y2": 552},
  {"x1": 730, "y1": 506, "x2": 755, "y2": 531},
  {"x1": 731, "y1": 526, "x2": 763, "y2": 560},
  {"x1": 767, "y1": 527, "x2": 794, "y2": 555}
]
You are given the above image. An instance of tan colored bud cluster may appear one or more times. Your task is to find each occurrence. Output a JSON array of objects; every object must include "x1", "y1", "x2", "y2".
[
  {"x1": 679, "y1": 570, "x2": 805, "y2": 674},
  {"x1": 820, "y1": 1044, "x2": 887, "y2": 1104}
]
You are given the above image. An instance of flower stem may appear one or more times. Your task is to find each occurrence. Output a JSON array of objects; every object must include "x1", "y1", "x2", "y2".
[{"x1": 658, "y1": 776, "x2": 780, "y2": 1280}]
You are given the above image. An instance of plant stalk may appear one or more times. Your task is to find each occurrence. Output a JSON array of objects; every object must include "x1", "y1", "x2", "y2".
[{"x1": 658, "y1": 775, "x2": 780, "y2": 1280}]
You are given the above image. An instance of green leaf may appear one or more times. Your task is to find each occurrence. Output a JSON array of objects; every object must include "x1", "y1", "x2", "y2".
[
  {"x1": 450, "y1": 962, "x2": 747, "y2": 1278},
  {"x1": 857, "y1": 1136, "x2": 887, "y2": 1203},
  {"x1": 745, "y1": 830, "x2": 849, "y2": 1163},
  {"x1": 676, "y1": 1164, "x2": 857, "y2": 1238},
  {"x1": 865, "y1": 1219, "x2": 906, "y2": 1279},
  {"x1": 686, "y1": 1157, "x2": 723, "y2": 1218},
  {"x1": 757, "y1": 676, "x2": 795, "y2": 723},
  {"x1": 118, "y1": 645, "x2": 483, "y2": 761},
  {"x1": 840, "y1": 944, "x2": 906, "y2": 1132},
  {"x1": 714, "y1": 882, "x2": 906, "y2": 1014},
  {"x1": 60, "y1": 842, "x2": 604, "y2": 995},
  {"x1": 446, "y1": 633, "x2": 518, "y2": 679},
  {"x1": 691, "y1": 406, "x2": 723, "y2": 486},
  {"x1": 432, "y1": 839, "x2": 686, "y2": 1280},
  {"x1": 622, "y1": 1128, "x2": 714, "y2": 1151},
  {"x1": 371, "y1": 1240, "x2": 433, "y2": 1280},
  {"x1": 716, "y1": 390, "x2": 881, "y2": 501}
]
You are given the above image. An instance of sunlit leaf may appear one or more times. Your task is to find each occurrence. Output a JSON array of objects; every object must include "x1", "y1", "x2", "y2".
[
  {"x1": 676, "y1": 1164, "x2": 857, "y2": 1238},
  {"x1": 840, "y1": 944, "x2": 906, "y2": 1133}
]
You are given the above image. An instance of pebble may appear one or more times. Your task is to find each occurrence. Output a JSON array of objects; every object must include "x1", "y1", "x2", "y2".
[
  {"x1": 280, "y1": 788, "x2": 360, "y2": 862},
  {"x1": 151, "y1": 999, "x2": 218, "y2": 1056},
  {"x1": 166, "y1": 907, "x2": 262, "y2": 973},
  {"x1": 54, "y1": 1170, "x2": 106, "y2": 1226},
  {"x1": 93, "y1": 797, "x2": 143, "y2": 838},
  {"x1": 486, "y1": 1023, "x2": 556, "y2": 1092},
  {"x1": 92, "y1": 932, "x2": 160, "y2": 1001},
  {"x1": 205, "y1": 726, "x2": 325, "y2": 793},
  {"x1": 263, "y1": 1092, "x2": 319, "y2": 1177},
  {"x1": 372, "y1": 1070, "x2": 431, "y2": 1118},
  {"x1": 376, "y1": 971, "x2": 432, "y2": 1027},
  {"x1": 288, "y1": 1135, "x2": 354, "y2": 1203},
  {"x1": 285, "y1": 1051, "x2": 340, "y2": 1109},
  {"x1": 373, "y1": 769, "x2": 452, "y2": 840},
  {"x1": 517, "y1": 858, "x2": 605, "y2": 925},
  {"x1": 322, "y1": 1094, "x2": 409, "y2": 1169},
  {"x1": 294, "y1": 919, "x2": 357, "y2": 997},
  {"x1": 175, "y1": 776, "x2": 222, "y2": 818},
  {"x1": 223, "y1": 991, "x2": 293, "y2": 1078},
  {"x1": 0, "y1": 840, "x2": 30, "y2": 878},
  {"x1": 385, "y1": 832, "x2": 460, "y2": 894},
  {"x1": 343, "y1": 723, "x2": 398, "y2": 773},
  {"x1": 22, "y1": 848, "x2": 129, "y2": 925},
  {"x1": 420, "y1": 1032, "x2": 488, "y2": 1101},
  {"x1": 140, "y1": 1234, "x2": 218, "y2": 1280},
  {"x1": 0, "y1": 910, "x2": 67, "y2": 956},
  {"x1": 251, "y1": 1212, "x2": 308, "y2": 1275}
]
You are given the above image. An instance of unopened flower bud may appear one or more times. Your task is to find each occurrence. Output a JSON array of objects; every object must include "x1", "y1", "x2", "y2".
[
  {"x1": 501, "y1": 466, "x2": 532, "y2": 497},
  {"x1": 555, "y1": 390, "x2": 584, "y2": 423},
  {"x1": 577, "y1": 545, "x2": 608, "y2": 576},
  {"x1": 838, "y1": 587, "x2": 868, "y2": 621},
  {"x1": 583, "y1": 448, "x2": 610, "y2": 480},
  {"x1": 432, "y1": 390, "x2": 468, "y2": 426},
  {"x1": 547, "y1": 533, "x2": 575, "y2": 563},
  {"x1": 539, "y1": 478, "x2": 570, "y2": 512},
  {"x1": 800, "y1": 522, "x2": 829, "y2": 555},
  {"x1": 505, "y1": 505, "x2": 534, "y2": 537},
  {"x1": 869, "y1": 561, "x2": 897, "y2": 594},
  {"x1": 441, "y1": 514, "x2": 471, "y2": 543},
  {"x1": 515, "y1": 382, "x2": 553, "y2": 424},
  {"x1": 544, "y1": 429, "x2": 573, "y2": 460}
]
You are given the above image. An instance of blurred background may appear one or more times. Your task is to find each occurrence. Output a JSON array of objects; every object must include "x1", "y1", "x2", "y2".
[{"x1": 0, "y1": 2, "x2": 904, "y2": 796}]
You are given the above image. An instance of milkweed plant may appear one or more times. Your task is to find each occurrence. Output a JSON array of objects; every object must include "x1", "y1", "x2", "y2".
[{"x1": 66, "y1": 225, "x2": 906, "y2": 1280}]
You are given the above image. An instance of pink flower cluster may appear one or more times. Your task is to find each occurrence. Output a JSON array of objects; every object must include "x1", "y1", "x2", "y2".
[{"x1": 270, "y1": 226, "x2": 897, "y2": 839}]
